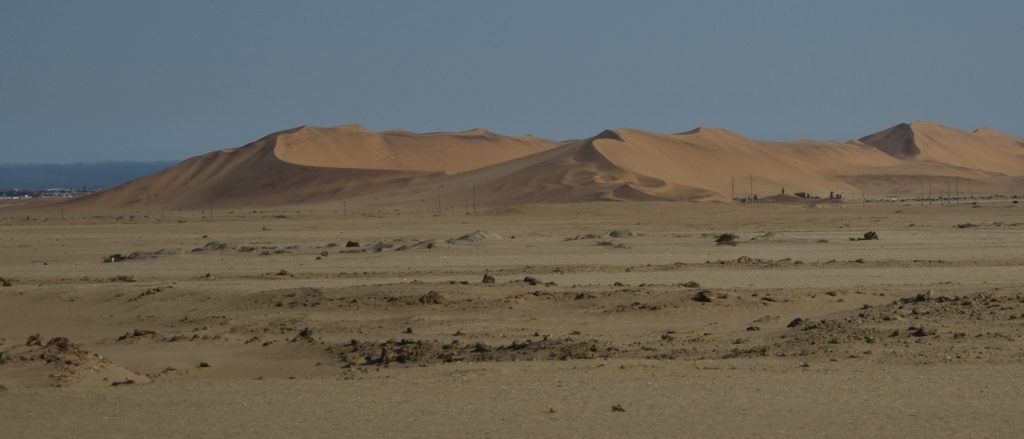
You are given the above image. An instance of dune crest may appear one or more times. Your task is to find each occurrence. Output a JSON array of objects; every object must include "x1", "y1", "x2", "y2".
[
  {"x1": 34, "y1": 121, "x2": 1024, "y2": 212},
  {"x1": 860, "y1": 122, "x2": 1024, "y2": 175},
  {"x1": 273, "y1": 124, "x2": 554, "y2": 173},
  {"x1": 57, "y1": 124, "x2": 554, "y2": 210}
]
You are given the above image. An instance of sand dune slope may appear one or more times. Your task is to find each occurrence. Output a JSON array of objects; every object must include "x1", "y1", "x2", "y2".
[
  {"x1": 412, "y1": 130, "x2": 730, "y2": 206},
  {"x1": 394, "y1": 125, "x2": 1007, "y2": 208},
  {"x1": 59, "y1": 125, "x2": 556, "y2": 210},
  {"x1": 858, "y1": 122, "x2": 1024, "y2": 175},
  {"x1": 274, "y1": 124, "x2": 555, "y2": 173},
  {"x1": 42, "y1": 121, "x2": 1024, "y2": 212}
]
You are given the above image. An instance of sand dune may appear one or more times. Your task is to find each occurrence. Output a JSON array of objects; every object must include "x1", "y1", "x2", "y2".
[
  {"x1": 36, "y1": 121, "x2": 1024, "y2": 212},
  {"x1": 274, "y1": 124, "x2": 554, "y2": 173},
  {"x1": 858, "y1": 121, "x2": 1024, "y2": 175},
  {"x1": 58, "y1": 125, "x2": 556, "y2": 210},
  {"x1": 372, "y1": 123, "x2": 1023, "y2": 209},
  {"x1": 401, "y1": 130, "x2": 725, "y2": 206}
]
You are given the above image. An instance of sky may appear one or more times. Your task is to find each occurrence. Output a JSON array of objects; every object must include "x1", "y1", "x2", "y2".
[{"x1": 1, "y1": 1, "x2": 1022, "y2": 164}]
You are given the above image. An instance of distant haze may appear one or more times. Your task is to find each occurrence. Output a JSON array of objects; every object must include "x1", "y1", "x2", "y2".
[
  {"x1": 1, "y1": 2, "x2": 1023, "y2": 164},
  {"x1": 0, "y1": 162, "x2": 175, "y2": 190}
]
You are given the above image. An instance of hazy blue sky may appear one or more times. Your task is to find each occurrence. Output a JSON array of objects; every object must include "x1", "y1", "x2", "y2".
[{"x1": 2, "y1": 1, "x2": 1022, "y2": 163}]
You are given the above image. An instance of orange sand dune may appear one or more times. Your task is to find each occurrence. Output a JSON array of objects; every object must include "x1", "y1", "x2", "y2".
[
  {"x1": 57, "y1": 125, "x2": 556, "y2": 210},
  {"x1": 858, "y1": 121, "x2": 1024, "y2": 175},
  {"x1": 32, "y1": 121, "x2": 1024, "y2": 212},
  {"x1": 274, "y1": 124, "x2": 554, "y2": 173},
  {"x1": 371, "y1": 123, "x2": 1023, "y2": 209}
]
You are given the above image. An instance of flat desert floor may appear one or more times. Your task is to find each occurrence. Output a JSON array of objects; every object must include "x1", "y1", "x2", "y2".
[{"x1": 1, "y1": 200, "x2": 1023, "y2": 438}]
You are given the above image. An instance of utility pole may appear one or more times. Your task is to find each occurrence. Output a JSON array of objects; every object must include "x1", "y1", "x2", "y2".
[
  {"x1": 928, "y1": 177, "x2": 932, "y2": 206},
  {"x1": 731, "y1": 176, "x2": 735, "y2": 201},
  {"x1": 472, "y1": 183, "x2": 477, "y2": 214},
  {"x1": 955, "y1": 178, "x2": 960, "y2": 205},
  {"x1": 920, "y1": 177, "x2": 925, "y2": 207},
  {"x1": 749, "y1": 175, "x2": 753, "y2": 202}
]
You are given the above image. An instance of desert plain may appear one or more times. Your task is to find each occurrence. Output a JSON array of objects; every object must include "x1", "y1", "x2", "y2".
[{"x1": 1, "y1": 198, "x2": 1023, "y2": 438}]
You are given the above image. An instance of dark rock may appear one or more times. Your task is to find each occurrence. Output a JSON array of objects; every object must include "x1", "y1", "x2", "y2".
[
  {"x1": 608, "y1": 229, "x2": 638, "y2": 238},
  {"x1": 26, "y1": 334, "x2": 43, "y2": 346},
  {"x1": 418, "y1": 291, "x2": 446, "y2": 304},
  {"x1": 901, "y1": 291, "x2": 932, "y2": 303},
  {"x1": 295, "y1": 327, "x2": 314, "y2": 341},
  {"x1": 192, "y1": 241, "x2": 231, "y2": 252},
  {"x1": 117, "y1": 329, "x2": 157, "y2": 341},
  {"x1": 715, "y1": 233, "x2": 738, "y2": 245},
  {"x1": 448, "y1": 230, "x2": 503, "y2": 244},
  {"x1": 104, "y1": 254, "x2": 128, "y2": 263},
  {"x1": 910, "y1": 326, "x2": 936, "y2": 337},
  {"x1": 482, "y1": 273, "x2": 496, "y2": 284},
  {"x1": 693, "y1": 289, "x2": 724, "y2": 302}
]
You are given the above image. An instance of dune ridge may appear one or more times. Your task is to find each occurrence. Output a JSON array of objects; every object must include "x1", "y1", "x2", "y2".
[
  {"x1": 36, "y1": 121, "x2": 1024, "y2": 212},
  {"x1": 859, "y1": 121, "x2": 1024, "y2": 175},
  {"x1": 59, "y1": 125, "x2": 556, "y2": 210},
  {"x1": 273, "y1": 124, "x2": 554, "y2": 173}
]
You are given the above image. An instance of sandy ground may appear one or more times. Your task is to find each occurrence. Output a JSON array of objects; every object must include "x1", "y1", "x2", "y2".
[{"x1": 1, "y1": 200, "x2": 1023, "y2": 438}]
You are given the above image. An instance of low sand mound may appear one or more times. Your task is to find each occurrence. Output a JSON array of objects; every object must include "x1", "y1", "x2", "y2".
[
  {"x1": 0, "y1": 336, "x2": 150, "y2": 388},
  {"x1": 448, "y1": 230, "x2": 503, "y2": 244}
]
